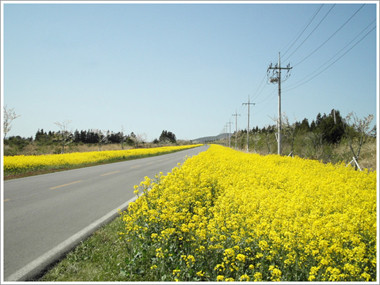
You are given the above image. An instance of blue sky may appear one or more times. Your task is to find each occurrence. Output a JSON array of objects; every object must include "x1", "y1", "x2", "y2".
[{"x1": 2, "y1": 1, "x2": 378, "y2": 141}]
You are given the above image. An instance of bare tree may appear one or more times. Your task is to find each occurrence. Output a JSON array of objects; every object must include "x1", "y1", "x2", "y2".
[
  {"x1": 135, "y1": 133, "x2": 147, "y2": 148},
  {"x1": 263, "y1": 125, "x2": 274, "y2": 154},
  {"x1": 3, "y1": 106, "x2": 20, "y2": 139},
  {"x1": 345, "y1": 113, "x2": 375, "y2": 170},
  {"x1": 54, "y1": 121, "x2": 73, "y2": 153},
  {"x1": 270, "y1": 113, "x2": 295, "y2": 155},
  {"x1": 252, "y1": 132, "x2": 260, "y2": 153},
  {"x1": 306, "y1": 130, "x2": 324, "y2": 160},
  {"x1": 121, "y1": 126, "x2": 126, "y2": 150},
  {"x1": 93, "y1": 129, "x2": 108, "y2": 151},
  {"x1": 282, "y1": 114, "x2": 297, "y2": 156}
]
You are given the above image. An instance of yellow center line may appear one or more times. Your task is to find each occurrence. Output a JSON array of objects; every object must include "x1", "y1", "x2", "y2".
[
  {"x1": 130, "y1": 165, "x2": 142, "y2": 169},
  {"x1": 4, "y1": 199, "x2": 10, "y2": 202},
  {"x1": 100, "y1": 170, "x2": 121, "y2": 177},
  {"x1": 50, "y1": 180, "x2": 83, "y2": 190}
]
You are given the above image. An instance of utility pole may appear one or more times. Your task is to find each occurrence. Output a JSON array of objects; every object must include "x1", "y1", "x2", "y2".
[
  {"x1": 223, "y1": 124, "x2": 227, "y2": 146},
  {"x1": 267, "y1": 52, "x2": 292, "y2": 155},
  {"x1": 232, "y1": 112, "x2": 240, "y2": 149},
  {"x1": 242, "y1": 96, "x2": 255, "y2": 152},
  {"x1": 227, "y1": 121, "x2": 232, "y2": 148}
]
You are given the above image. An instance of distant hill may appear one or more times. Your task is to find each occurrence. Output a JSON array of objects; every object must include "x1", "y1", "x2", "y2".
[{"x1": 192, "y1": 133, "x2": 229, "y2": 143}]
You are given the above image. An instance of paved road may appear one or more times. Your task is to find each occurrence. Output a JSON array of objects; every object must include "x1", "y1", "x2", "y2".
[{"x1": 3, "y1": 145, "x2": 208, "y2": 281}]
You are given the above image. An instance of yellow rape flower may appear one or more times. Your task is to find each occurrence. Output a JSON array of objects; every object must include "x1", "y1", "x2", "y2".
[
  {"x1": 236, "y1": 253, "x2": 246, "y2": 263},
  {"x1": 172, "y1": 269, "x2": 181, "y2": 276},
  {"x1": 361, "y1": 272, "x2": 371, "y2": 281},
  {"x1": 119, "y1": 144, "x2": 376, "y2": 282},
  {"x1": 239, "y1": 274, "x2": 250, "y2": 281},
  {"x1": 4, "y1": 144, "x2": 203, "y2": 175},
  {"x1": 254, "y1": 272, "x2": 263, "y2": 281}
]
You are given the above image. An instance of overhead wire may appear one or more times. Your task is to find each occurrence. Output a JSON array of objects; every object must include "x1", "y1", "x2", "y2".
[
  {"x1": 283, "y1": 4, "x2": 336, "y2": 62},
  {"x1": 245, "y1": 4, "x2": 335, "y2": 132},
  {"x1": 293, "y1": 3, "x2": 366, "y2": 67},
  {"x1": 256, "y1": 89, "x2": 277, "y2": 105},
  {"x1": 283, "y1": 20, "x2": 376, "y2": 92},
  {"x1": 281, "y1": 4, "x2": 324, "y2": 58},
  {"x1": 250, "y1": 72, "x2": 268, "y2": 102},
  {"x1": 226, "y1": 68, "x2": 272, "y2": 133},
  {"x1": 249, "y1": 5, "x2": 368, "y2": 131},
  {"x1": 221, "y1": 4, "x2": 371, "y2": 135}
]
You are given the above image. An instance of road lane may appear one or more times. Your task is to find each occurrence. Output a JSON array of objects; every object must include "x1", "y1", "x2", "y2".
[
  {"x1": 3, "y1": 145, "x2": 208, "y2": 281},
  {"x1": 49, "y1": 180, "x2": 84, "y2": 190}
]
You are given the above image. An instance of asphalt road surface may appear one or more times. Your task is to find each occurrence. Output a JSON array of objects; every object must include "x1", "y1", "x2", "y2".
[{"x1": 3, "y1": 145, "x2": 208, "y2": 281}]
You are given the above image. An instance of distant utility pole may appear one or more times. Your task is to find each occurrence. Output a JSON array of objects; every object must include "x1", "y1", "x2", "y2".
[
  {"x1": 267, "y1": 52, "x2": 292, "y2": 155},
  {"x1": 242, "y1": 96, "x2": 255, "y2": 152},
  {"x1": 223, "y1": 124, "x2": 228, "y2": 146},
  {"x1": 232, "y1": 111, "x2": 241, "y2": 149},
  {"x1": 227, "y1": 121, "x2": 232, "y2": 148}
]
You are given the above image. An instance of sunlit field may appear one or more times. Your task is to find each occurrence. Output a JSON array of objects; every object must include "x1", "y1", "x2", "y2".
[
  {"x1": 4, "y1": 144, "x2": 202, "y2": 178},
  {"x1": 120, "y1": 144, "x2": 376, "y2": 281}
]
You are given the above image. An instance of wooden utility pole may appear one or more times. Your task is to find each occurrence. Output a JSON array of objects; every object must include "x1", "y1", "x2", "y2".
[
  {"x1": 242, "y1": 96, "x2": 255, "y2": 152},
  {"x1": 232, "y1": 112, "x2": 240, "y2": 149},
  {"x1": 227, "y1": 121, "x2": 232, "y2": 148},
  {"x1": 268, "y1": 52, "x2": 292, "y2": 155}
]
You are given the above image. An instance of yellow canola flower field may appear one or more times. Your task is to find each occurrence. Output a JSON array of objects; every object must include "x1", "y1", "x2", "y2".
[
  {"x1": 4, "y1": 144, "x2": 202, "y2": 175},
  {"x1": 121, "y1": 144, "x2": 377, "y2": 282}
]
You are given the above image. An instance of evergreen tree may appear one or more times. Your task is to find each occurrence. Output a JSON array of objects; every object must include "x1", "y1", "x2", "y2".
[
  {"x1": 316, "y1": 109, "x2": 345, "y2": 144},
  {"x1": 299, "y1": 118, "x2": 310, "y2": 132},
  {"x1": 159, "y1": 130, "x2": 177, "y2": 143}
]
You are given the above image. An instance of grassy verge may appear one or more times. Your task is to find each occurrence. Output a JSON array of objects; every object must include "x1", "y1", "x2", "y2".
[{"x1": 38, "y1": 215, "x2": 127, "y2": 281}]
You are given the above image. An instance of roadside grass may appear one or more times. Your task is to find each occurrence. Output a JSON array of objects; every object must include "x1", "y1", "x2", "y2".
[
  {"x1": 39, "y1": 213, "x2": 162, "y2": 281},
  {"x1": 38, "y1": 215, "x2": 127, "y2": 281}
]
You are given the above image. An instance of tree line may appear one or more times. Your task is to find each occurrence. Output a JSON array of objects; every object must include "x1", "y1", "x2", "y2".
[
  {"x1": 34, "y1": 129, "x2": 177, "y2": 145},
  {"x1": 4, "y1": 127, "x2": 178, "y2": 155},
  {"x1": 224, "y1": 109, "x2": 376, "y2": 170},
  {"x1": 34, "y1": 129, "x2": 135, "y2": 145},
  {"x1": 242, "y1": 109, "x2": 347, "y2": 144}
]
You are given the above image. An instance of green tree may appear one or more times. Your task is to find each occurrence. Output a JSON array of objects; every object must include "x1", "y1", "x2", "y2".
[
  {"x1": 159, "y1": 130, "x2": 177, "y2": 144},
  {"x1": 319, "y1": 109, "x2": 345, "y2": 144},
  {"x1": 299, "y1": 118, "x2": 310, "y2": 132}
]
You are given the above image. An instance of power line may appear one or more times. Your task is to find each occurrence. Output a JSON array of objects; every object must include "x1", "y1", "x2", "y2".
[
  {"x1": 223, "y1": 5, "x2": 370, "y2": 140},
  {"x1": 283, "y1": 4, "x2": 336, "y2": 62},
  {"x1": 293, "y1": 4, "x2": 366, "y2": 67},
  {"x1": 256, "y1": 88, "x2": 277, "y2": 105},
  {"x1": 282, "y1": 4, "x2": 324, "y2": 58},
  {"x1": 284, "y1": 22, "x2": 375, "y2": 92},
  {"x1": 250, "y1": 72, "x2": 268, "y2": 102}
]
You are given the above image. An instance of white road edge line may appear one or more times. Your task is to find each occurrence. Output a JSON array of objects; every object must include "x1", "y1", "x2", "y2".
[{"x1": 5, "y1": 195, "x2": 138, "y2": 281}]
